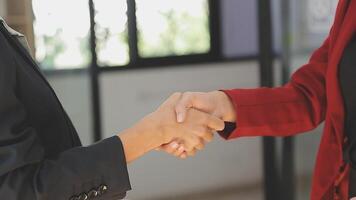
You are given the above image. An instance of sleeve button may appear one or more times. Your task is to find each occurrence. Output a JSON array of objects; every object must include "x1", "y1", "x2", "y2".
[
  {"x1": 88, "y1": 189, "x2": 99, "y2": 198},
  {"x1": 78, "y1": 193, "x2": 88, "y2": 200},
  {"x1": 69, "y1": 196, "x2": 79, "y2": 200},
  {"x1": 98, "y1": 184, "x2": 108, "y2": 195}
]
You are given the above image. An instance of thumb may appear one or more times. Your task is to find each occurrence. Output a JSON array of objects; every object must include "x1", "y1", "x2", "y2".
[
  {"x1": 176, "y1": 110, "x2": 187, "y2": 123},
  {"x1": 175, "y1": 94, "x2": 194, "y2": 123}
]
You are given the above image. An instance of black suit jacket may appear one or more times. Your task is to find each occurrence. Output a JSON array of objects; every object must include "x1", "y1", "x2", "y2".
[{"x1": 0, "y1": 22, "x2": 131, "y2": 200}]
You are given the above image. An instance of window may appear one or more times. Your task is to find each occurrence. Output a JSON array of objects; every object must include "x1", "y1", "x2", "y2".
[
  {"x1": 94, "y1": 0, "x2": 129, "y2": 66},
  {"x1": 32, "y1": 0, "x2": 91, "y2": 69},
  {"x1": 136, "y1": 0, "x2": 210, "y2": 58},
  {"x1": 32, "y1": 0, "x2": 212, "y2": 70}
]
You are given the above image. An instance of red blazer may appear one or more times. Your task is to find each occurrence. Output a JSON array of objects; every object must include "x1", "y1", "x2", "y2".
[{"x1": 222, "y1": 0, "x2": 356, "y2": 199}]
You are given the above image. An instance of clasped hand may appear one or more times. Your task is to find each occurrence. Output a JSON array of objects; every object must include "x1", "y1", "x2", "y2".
[
  {"x1": 154, "y1": 91, "x2": 236, "y2": 159},
  {"x1": 118, "y1": 91, "x2": 236, "y2": 163}
]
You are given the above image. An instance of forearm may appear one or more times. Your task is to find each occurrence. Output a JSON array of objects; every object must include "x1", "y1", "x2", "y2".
[
  {"x1": 221, "y1": 83, "x2": 325, "y2": 139},
  {"x1": 118, "y1": 114, "x2": 164, "y2": 163}
]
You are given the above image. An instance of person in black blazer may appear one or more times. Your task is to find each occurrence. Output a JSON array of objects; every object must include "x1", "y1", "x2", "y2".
[{"x1": 0, "y1": 18, "x2": 224, "y2": 200}]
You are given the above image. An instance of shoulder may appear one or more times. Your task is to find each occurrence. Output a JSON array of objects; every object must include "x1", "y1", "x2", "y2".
[{"x1": 0, "y1": 25, "x2": 17, "y2": 84}]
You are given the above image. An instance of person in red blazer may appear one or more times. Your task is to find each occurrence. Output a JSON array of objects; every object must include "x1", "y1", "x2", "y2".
[{"x1": 158, "y1": 0, "x2": 356, "y2": 199}]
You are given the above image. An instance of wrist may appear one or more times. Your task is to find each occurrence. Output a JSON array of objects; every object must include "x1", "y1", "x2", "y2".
[
  {"x1": 136, "y1": 114, "x2": 165, "y2": 148},
  {"x1": 117, "y1": 114, "x2": 165, "y2": 163},
  {"x1": 213, "y1": 91, "x2": 236, "y2": 122}
]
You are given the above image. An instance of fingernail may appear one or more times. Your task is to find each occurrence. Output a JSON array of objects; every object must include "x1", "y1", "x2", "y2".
[
  {"x1": 170, "y1": 142, "x2": 179, "y2": 149},
  {"x1": 178, "y1": 146, "x2": 185, "y2": 152},
  {"x1": 177, "y1": 113, "x2": 184, "y2": 123}
]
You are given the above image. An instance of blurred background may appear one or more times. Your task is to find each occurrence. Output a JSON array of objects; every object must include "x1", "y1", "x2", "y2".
[{"x1": 0, "y1": 0, "x2": 338, "y2": 199}]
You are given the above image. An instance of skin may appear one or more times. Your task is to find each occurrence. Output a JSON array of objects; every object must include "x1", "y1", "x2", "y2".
[
  {"x1": 158, "y1": 91, "x2": 236, "y2": 158},
  {"x1": 117, "y1": 93, "x2": 225, "y2": 163}
]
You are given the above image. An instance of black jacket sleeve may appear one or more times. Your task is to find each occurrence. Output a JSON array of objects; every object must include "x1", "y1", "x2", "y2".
[{"x1": 0, "y1": 28, "x2": 131, "y2": 200}]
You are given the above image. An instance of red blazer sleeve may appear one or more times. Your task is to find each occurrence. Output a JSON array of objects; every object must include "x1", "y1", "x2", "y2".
[{"x1": 221, "y1": 37, "x2": 330, "y2": 139}]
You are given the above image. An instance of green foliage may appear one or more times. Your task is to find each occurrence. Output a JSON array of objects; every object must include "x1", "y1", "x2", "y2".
[
  {"x1": 40, "y1": 29, "x2": 65, "y2": 69},
  {"x1": 138, "y1": 6, "x2": 210, "y2": 57}
]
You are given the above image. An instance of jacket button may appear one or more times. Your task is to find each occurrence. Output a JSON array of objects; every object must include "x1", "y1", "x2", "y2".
[
  {"x1": 78, "y1": 193, "x2": 88, "y2": 200},
  {"x1": 98, "y1": 184, "x2": 108, "y2": 195},
  {"x1": 88, "y1": 189, "x2": 99, "y2": 198}
]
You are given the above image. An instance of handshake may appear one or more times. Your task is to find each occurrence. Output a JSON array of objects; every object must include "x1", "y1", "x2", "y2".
[{"x1": 118, "y1": 91, "x2": 236, "y2": 163}]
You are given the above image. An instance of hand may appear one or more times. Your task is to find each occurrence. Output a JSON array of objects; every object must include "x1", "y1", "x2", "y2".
[
  {"x1": 118, "y1": 93, "x2": 225, "y2": 163},
  {"x1": 176, "y1": 91, "x2": 236, "y2": 123},
  {"x1": 158, "y1": 91, "x2": 236, "y2": 158},
  {"x1": 151, "y1": 93, "x2": 225, "y2": 151}
]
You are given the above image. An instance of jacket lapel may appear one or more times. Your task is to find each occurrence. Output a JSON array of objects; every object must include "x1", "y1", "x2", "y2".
[
  {"x1": 0, "y1": 23, "x2": 46, "y2": 79},
  {"x1": 329, "y1": 0, "x2": 351, "y2": 43},
  {"x1": 0, "y1": 17, "x2": 32, "y2": 54}
]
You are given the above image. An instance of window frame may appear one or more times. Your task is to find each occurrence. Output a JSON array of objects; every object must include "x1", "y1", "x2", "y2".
[
  {"x1": 39, "y1": 0, "x2": 258, "y2": 75},
  {"x1": 96, "y1": 0, "x2": 223, "y2": 71}
]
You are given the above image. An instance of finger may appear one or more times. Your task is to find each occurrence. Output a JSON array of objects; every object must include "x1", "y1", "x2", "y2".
[
  {"x1": 203, "y1": 131, "x2": 214, "y2": 142},
  {"x1": 175, "y1": 92, "x2": 195, "y2": 123},
  {"x1": 168, "y1": 92, "x2": 183, "y2": 103},
  {"x1": 157, "y1": 143, "x2": 170, "y2": 151},
  {"x1": 186, "y1": 149, "x2": 197, "y2": 157},
  {"x1": 192, "y1": 126, "x2": 214, "y2": 143},
  {"x1": 163, "y1": 141, "x2": 180, "y2": 154},
  {"x1": 194, "y1": 138, "x2": 205, "y2": 150},
  {"x1": 180, "y1": 152, "x2": 188, "y2": 159},
  {"x1": 174, "y1": 145, "x2": 185, "y2": 157},
  {"x1": 157, "y1": 144, "x2": 168, "y2": 151},
  {"x1": 182, "y1": 135, "x2": 202, "y2": 152},
  {"x1": 187, "y1": 109, "x2": 225, "y2": 131},
  {"x1": 204, "y1": 114, "x2": 225, "y2": 131},
  {"x1": 195, "y1": 143, "x2": 205, "y2": 151}
]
